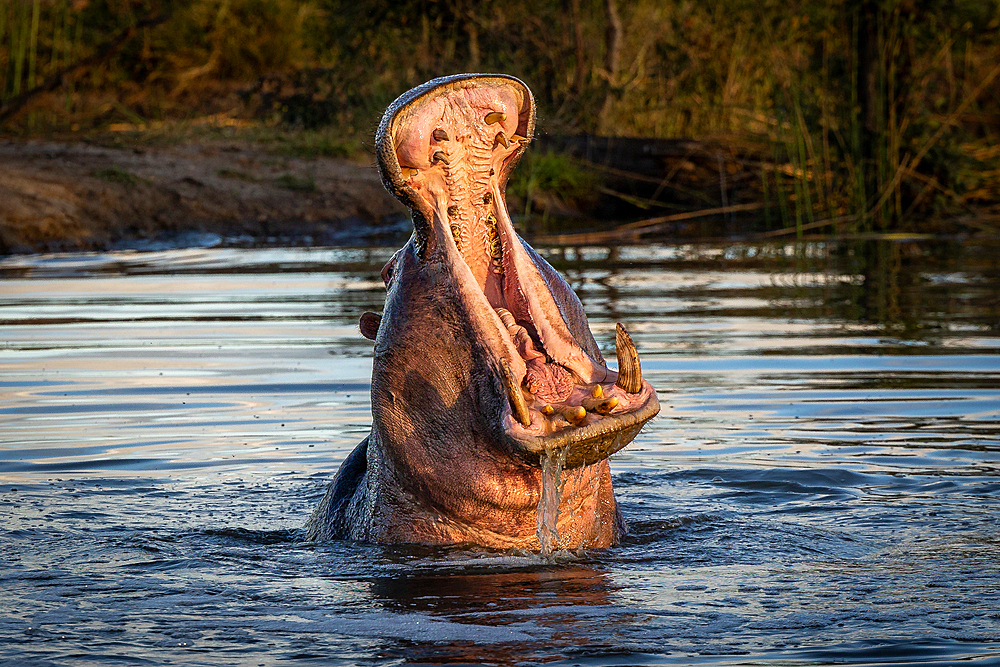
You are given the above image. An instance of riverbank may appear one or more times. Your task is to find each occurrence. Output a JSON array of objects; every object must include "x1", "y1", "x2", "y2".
[
  {"x1": 0, "y1": 139, "x2": 407, "y2": 254},
  {"x1": 4, "y1": 135, "x2": 999, "y2": 256}
]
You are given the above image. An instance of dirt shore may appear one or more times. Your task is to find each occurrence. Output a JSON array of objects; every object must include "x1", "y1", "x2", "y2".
[{"x1": 0, "y1": 139, "x2": 408, "y2": 254}]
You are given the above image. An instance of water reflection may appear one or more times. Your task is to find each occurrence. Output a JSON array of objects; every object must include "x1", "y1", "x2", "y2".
[
  {"x1": 832, "y1": 240, "x2": 1000, "y2": 336},
  {"x1": 371, "y1": 563, "x2": 619, "y2": 665},
  {"x1": 372, "y1": 563, "x2": 612, "y2": 614},
  {"x1": 1, "y1": 241, "x2": 999, "y2": 666},
  {"x1": 557, "y1": 240, "x2": 996, "y2": 327}
]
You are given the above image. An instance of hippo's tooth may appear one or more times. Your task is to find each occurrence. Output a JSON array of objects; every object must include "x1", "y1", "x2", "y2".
[
  {"x1": 432, "y1": 128, "x2": 449, "y2": 141},
  {"x1": 484, "y1": 111, "x2": 506, "y2": 125},
  {"x1": 495, "y1": 307, "x2": 517, "y2": 330},
  {"x1": 432, "y1": 151, "x2": 449, "y2": 164},
  {"x1": 401, "y1": 167, "x2": 418, "y2": 179},
  {"x1": 582, "y1": 395, "x2": 619, "y2": 414},
  {"x1": 500, "y1": 358, "x2": 531, "y2": 427},
  {"x1": 614, "y1": 322, "x2": 643, "y2": 394},
  {"x1": 510, "y1": 133, "x2": 527, "y2": 142},
  {"x1": 495, "y1": 132, "x2": 509, "y2": 149},
  {"x1": 563, "y1": 406, "x2": 586, "y2": 424},
  {"x1": 591, "y1": 384, "x2": 604, "y2": 398},
  {"x1": 541, "y1": 404, "x2": 554, "y2": 416}
]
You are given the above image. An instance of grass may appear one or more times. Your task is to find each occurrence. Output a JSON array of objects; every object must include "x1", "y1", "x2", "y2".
[
  {"x1": 216, "y1": 168, "x2": 258, "y2": 181},
  {"x1": 2, "y1": 0, "x2": 998, "y2": 233},
  {"x1": 90, "y1": 165, "x2": 146, "y2": 188},
  {"x1": 274, "y1": 173, "x2": 315, "y2": 192},
  {"x1": 507, "y1": 151, "x2": 596, "y2": 222},
  {"x1": 260, "y1": 130, "x2": 359, "y2": 159},
  {"x1": 86, "y1": 120, "x2": 365, "y2": 162}
]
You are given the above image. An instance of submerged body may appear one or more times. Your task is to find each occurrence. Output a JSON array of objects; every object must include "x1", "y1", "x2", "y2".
[{"x1": 307, "y1": 75, "x2": 658, "y2": 550}]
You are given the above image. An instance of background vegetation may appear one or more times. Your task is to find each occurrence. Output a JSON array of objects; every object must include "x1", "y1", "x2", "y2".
[{"x1": 2, "y1": 0, "x2": 999, "y2": 236}]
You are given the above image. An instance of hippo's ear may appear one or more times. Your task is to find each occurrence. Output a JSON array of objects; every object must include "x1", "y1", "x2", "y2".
[{"x1": 359, "y1": 312, "x2": 382, "y2": 341}]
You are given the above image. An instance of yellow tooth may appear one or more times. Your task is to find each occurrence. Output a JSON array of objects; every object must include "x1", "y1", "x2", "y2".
[
  {"x1": 582, "y1": 395, "x2": 619, "y2": 415},
  {"x1": 432, "y1": 128, "x2": 449, "y2": 141},
  {"x1": 541, "y1": 404, "x2": 554, "y2": 416},
  {"x1": 614, "y1": 322, "x2": 643, "y2": 394},
  {"x1": 495, "y1": 132, "x2": 509, "y2": 149},
  {"x1": 591, "y1": 384, "x2": 604, "y2": 398},
  {"x1": 495, "y1": 308, "x2": 517, "y2": 330},
  {"x1": 401, "y1": 167, "x2": 418, "y2": 179},
  {"x1": 484, "y1": 111, "x2": 506, "y2": 125},
  {"x1": 500, "y1": 358, "x2": 531, "y2": 427},
  {"x1": 510, "y1": 134, "x2": 527, "y2": 142},
  {"x1": 563, "y1": 406, "x2": 587, "y2": 424},
  {"x1": 432, "y1": 151, "x2": 449, "y2": 164}
]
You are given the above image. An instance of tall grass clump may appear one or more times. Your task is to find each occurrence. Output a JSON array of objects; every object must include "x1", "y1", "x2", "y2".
[{"x1": 1, "y1": 0, "x2": 998, "y2": 230}]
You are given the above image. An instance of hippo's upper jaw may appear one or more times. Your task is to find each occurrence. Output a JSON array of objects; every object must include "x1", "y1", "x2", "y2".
[{"x1": 375, "y1": 74, "x2": 659, "y2": 471}]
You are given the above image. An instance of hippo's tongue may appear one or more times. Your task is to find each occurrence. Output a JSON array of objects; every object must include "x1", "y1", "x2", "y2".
[
  {"x1": 494, "y1": 307, "x2": 573, "y2": 403},
  {"x1": 376, "y1": 74, "x2": 658, "y2": 467}
]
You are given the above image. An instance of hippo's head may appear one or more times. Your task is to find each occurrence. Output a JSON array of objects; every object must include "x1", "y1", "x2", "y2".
[{"x1": 309, "y1": 74, "x2": 658, "y2": 549}]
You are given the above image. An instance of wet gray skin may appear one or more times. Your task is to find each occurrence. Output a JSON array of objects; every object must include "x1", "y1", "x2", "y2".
[{"x1": 306, "y1": 74, "x2": 659, "y2": 549}]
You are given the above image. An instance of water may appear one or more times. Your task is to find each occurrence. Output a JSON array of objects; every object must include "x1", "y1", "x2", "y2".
[
  {"x1": 536, "y1": 447, "x2": 568, "y2": 558},
  {"x1": 2, "y1": 240, "x2": 1000, "y2": 666}
]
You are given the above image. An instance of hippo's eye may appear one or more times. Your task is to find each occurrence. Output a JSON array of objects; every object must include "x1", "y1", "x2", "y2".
[{"x1": 381, "y1": 259, "x2": 395, "y2": 286}]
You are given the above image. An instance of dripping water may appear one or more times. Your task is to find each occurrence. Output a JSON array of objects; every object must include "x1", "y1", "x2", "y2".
[{"x1": 536, "y1": 446, "x2": 568, "y2": 558}]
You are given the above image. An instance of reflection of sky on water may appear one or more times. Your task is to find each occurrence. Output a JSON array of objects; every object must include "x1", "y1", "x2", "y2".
[
  {"x1": 3, "y1": 242, "x2": 999, "y2": 479},
  {"x1": 1, "y1": 241, "x2": 999, "y2": 666}
]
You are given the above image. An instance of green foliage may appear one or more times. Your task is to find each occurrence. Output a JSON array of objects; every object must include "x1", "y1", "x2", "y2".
[
  {"x1": 274, "y1": 172, "x2": 315, "y2": 191},
  {"x1": 507, "y1": 150, "x2": 596, "y2": 218},
  {"x1": 90, "y1": 165, "x2": 145, "y2": 188},
  {"x1": 258, "y1": 128, "x2": 358, "y2": 158},
  {"x1": 2, "y1": 0, "x2": 999, "y2": 230},
  {"x1": 216, "y1": 167, "x2": 257, "y2": 181}
]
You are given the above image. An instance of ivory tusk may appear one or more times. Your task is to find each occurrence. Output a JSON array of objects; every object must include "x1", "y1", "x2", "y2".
[
  {"x1": 614, "y1": 322, "x2": 643, "y2": 394},
  {"x1": 500, "y1": 358, "x2": 531, "y2": 427}
]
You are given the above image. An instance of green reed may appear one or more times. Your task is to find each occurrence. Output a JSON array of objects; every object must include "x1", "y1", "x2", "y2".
[
  {"x1": 0, "y1": 0, "x2": 996, "y2": 232},
  {"x1": 10, "y1": 0, "x2": 28, "y2": 97}
]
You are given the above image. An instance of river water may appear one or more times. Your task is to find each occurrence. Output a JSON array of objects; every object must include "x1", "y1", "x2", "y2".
[{"x1": 2, "y1": 240, "x2": 999, "y2": 666}]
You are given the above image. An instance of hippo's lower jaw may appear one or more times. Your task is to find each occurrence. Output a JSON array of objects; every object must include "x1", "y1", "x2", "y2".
[
  {"x1": 376, "y1": 73, "x2": 660, "y2": 472},
  {"x1": 497, "y1": 318, "x2": 660, "y2": 470}
]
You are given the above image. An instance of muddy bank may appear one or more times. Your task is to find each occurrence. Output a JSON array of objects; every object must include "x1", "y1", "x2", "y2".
[{"x1": 0, "y1": 140, "x2": 408, "y2": 254}]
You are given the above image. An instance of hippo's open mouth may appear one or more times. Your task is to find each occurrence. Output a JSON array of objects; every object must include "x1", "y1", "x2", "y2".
[{"x1": 375, "y1": 74, "x2": 659, "y2": 469}]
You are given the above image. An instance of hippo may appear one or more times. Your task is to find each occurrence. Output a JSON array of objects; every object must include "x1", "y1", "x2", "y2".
[{"x1": 306, "y1": 74, "x2": 659, "y2": 550}]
